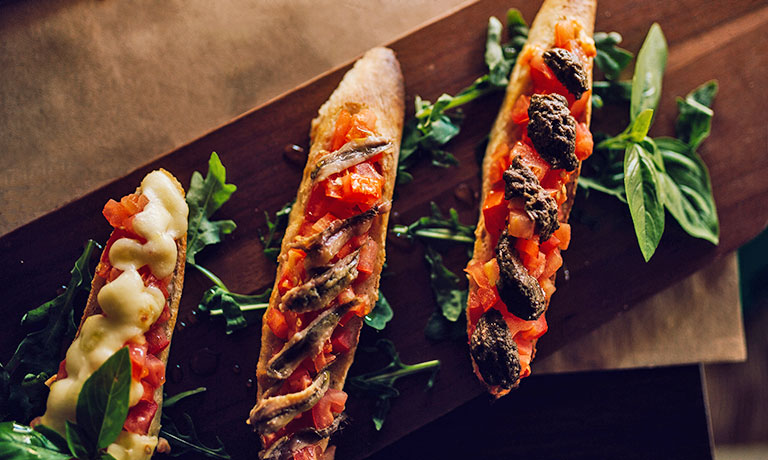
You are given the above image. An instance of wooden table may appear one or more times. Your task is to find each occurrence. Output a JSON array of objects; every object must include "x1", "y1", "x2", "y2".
[{"x1": 1, "y1": 0, "x2": 765, "y2": 458}]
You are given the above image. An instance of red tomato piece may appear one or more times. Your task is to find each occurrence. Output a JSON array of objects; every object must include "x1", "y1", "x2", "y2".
[
  {"x1": 513, "y1": 141, "x2": 550, "y2": 181},
  {"x1": 570, "y1": 90, "x2": 591, "y2": 120},
  {"x1": 539, "y1": 234, "x2": 561, "y2": 254},
  {"x1": 331, "y1": 109, "x2": 353, "y2": 151},
  {"x1": 331, "y1": 323, "x2": 357, "y2": 354},
  {"x1": 541, "y1": 248, "x2": 563, "y2": 280},
  {"x1": 482, "y1": 186, "x2": 508, "y2": 242},
  {"x1": 123, "y1": 400, "x2": 157, "y2": 435},
  {"x1": 515, "y1": 238, "x2": 539, "y2": 260},
  {"x1": 553, "y1": 223, "x2": 571, "y2": 250},
  {"x1": 127, "y1": 341, "x2": 149, "y2": 381},
  {"x1": 311, "y1": 389, "x2": 348, "y2": 430},
  {"x1": 507, "y1": 209, "x2": 534, "y2": 240},
  {"x1": 356, "y1": 238, "x2": 377, "y2": 281},
  {"x1": 145, "y1": 325, "x2": 170, "y2": 355},
  {"x1": 510, "y1": 95, "x2": 531, "y2": 125},
  {"x1": 574, "y1": 122, "x2": 594, "y2": 160},
  {"x1": 265, "y1": 307, "x2": 290, "y2": 340},
  {"x1": 293, "y1": 445, "x2": 323, "y2": 460},
  {"x1": 143, "y1": 354, "x2": 165, "y2": 387},
  {"x1": 346, "y1": 109, "x2": 377, "y2": 142},
  {"x1": 57, "y1": 359, "x2": 68, "y2": 380}
]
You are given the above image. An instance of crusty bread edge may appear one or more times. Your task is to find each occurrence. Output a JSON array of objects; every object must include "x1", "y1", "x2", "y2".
[
  {"x1": 468, "y1": 0, "x2": 596, "y2": 392},
  {"x1": 254, "y1": 47, "x2": 405, "y2": 452}
]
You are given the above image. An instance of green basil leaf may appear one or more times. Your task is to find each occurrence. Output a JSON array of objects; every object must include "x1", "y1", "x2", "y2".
[
  {"x1": 0, "y1": 422, "x2": 71, "y2": 460},
  {"x1": 656, "y1": 137, "x2": 719, "y2": 244},
  {"x1": 630, "y1": 23, "x2": 667, "y2": 122},
  {"x1": 594, "y1": 31, "x2": 634, "y2": 81},
  {"x1": 3, "y1": 240, "x2": 99, "y2": 424},
  {"x1": 624, "y1": 143, "x2": 665, "y2": 261},
  {"x1": 76, "y1": 347, "x2": 132, "y2": 450},
  {"x1": 485, "y1": 16, "x2": 511, "y2": 86},
  {"x1": 424, "y1": 247, "x2": 465, "y2": 321},
  {"x1": 65, "y1": 420, "x2": 91, "y2": 459},
  {"x1": 675, "y1": 80, "x2": 718, "y2": 151},
  {"x1": 364, "y1": 290, "x2": 394, "y2": 331},
  {"x1": 578, "y1": 176, "x2": 627, "y2": 203},
  {"x1": 31, "y1": 425, "x2": 68, "y2": 453},
  {"x1": 186, "y1": 152, "x2": 238, "y2": 264},
  {"x1": 628, "y1": 109, "x2": 654, "y2": 142}
]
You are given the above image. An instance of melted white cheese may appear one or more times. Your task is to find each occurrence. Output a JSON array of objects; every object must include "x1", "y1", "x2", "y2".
[{"x1": 40, "y1": 170, "x2": 188, "y2": 459}]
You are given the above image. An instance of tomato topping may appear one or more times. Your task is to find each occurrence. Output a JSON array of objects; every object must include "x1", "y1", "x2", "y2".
[
  {"x1": 510, "y1": 95, "x2": 531, "y2": 125},
  {"x1": 541, "y1": 248, "x2": 563, "y2": 280},
  {"x1": 553, "y1": 223, "x2": 571, "y2": 250},
  {"x1": 331, "y1": 109, "x2": 353, "y2": 151},
  {"x1": 265, "y1": 307, "x2": 290, "y2": 340},
  {"x1": 515, "y1": 238, "x2": 539, "y2": 260},
  {"x1": 293, "y1": 445, "x2": 323, "y2": 460},
  {"x1": 143, "y1": 354, "x2": 165, "y2": 387},
  {"x1": 57, "y1": 359, "x2": 68, "y2": 380},
  {"x1": 554, "y1": 20, "x2": 577, "y2": 47},
  {"x1": 284, "y1": 367, "x2": 312, "y2": 394},
  {"x1": 145, "y1": 324, "x2": 170, "y2": 355},
  {"x1": 331, "y1": 323, "x2": 357, "y2": 354},
  {"x1": 574, "y1": 122, "x2": 594, "y2": 160},
  {"x1": 311, "y1": 389, "x2": 347, "y2": 430},
  {"x1": 570, "y1": 90, "x2": 590, "y2": 120},
  {"x1": 139, "y1": 381, "x2": 155, "y2": 402},
  {"x1": 356, "y1": 238, "x2": 377, "y2": 281},
  {"x1": 507, "y1": 208, "x2": 534, "y2": 240},
  {"x1": 539, "y1": 277, "x2": 557, "y2": 302},
  {"x1": 127, "y1": 341, "x2": 149, "y2": 381},
  {"x1": 539, "y1": 234, "x2": 561, "y2": 254},
  {"x1": 346, "y1": 109, "x2": 377, "y2": 142},
  {"x1": 103, "y1": 193, "x2": 149, "y2": 232},
  {"x1": 530, "y1": 48, "x2": 573, "y2": 103},
  {"x1": 482, "y1": 186, "x2": 507, "y2": 242},
  {"x1": 123, "y1": 400, "x2": 157, "y2": 435},
  {"x1": 513, "y1": 141, "x2": 550, "y2": 181},
  {"x1": 312, "y1": 213, "x2": 338, "y2": 233}
]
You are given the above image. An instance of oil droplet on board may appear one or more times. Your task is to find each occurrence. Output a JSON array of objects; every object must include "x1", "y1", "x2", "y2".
[
  {"x1": 283, "y1": 144, "x2": 306, "y2": 166},
  {"x1": 232, "y1": 364, "x2": 241, "y2": 374},
  {"x1": 190, "y1": 348, "x2": 220, "y2": 376},
  {"x1": 454, "y1": 182, "x2": 476, "y2": 206},
  {"x1": 246, "y1": 378, "x2": 254, "y2": 388},
  {"x1": 170, "y1": 364, "x2": 184, "y2": 383}
]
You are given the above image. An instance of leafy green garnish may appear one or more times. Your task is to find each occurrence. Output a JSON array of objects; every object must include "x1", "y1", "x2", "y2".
[
  {"x1": 258, "y1": 201, "x2": 293, "y2": 262},
  {"x1": 186, "y1": 152, "x2": 237, "y2": 264},
  {"x1": 194, "y1": 266, "x2": 271, "y2": 335},
  {"x1": 0, "y1": 422, "x2": 71, "y2": 460},
  {"x1": 159, "y1": 388, "x2": 231, "y2": 459},
  {"x1": 348, "y1": 339, "x2": 440, "y2": 431},
  {"x1": 580, "y1": 25, "x2": 719, "y2": 260},
  {"x1": 424, "y1": 247, "x2": 467, "y2": 323},
  {"x1": 364, "y1": 291, "x2": 394, "y2": 331},
  {"x1": 397, "y1": 9, "x2": 529, "y2": 183},
  {"x1": 1, "y1": 240, "x2": 100, "y2": 424},
  {"x1": 592, "y1": 32, "x2": 634, "y2": 108},
  {"x1": 391, "y1": 202, "x2": 475, "y2": 245}
]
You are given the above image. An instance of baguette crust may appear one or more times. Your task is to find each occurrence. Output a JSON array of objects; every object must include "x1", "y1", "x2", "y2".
[
  {"x1": 52, "y1": 168, "x2": 187, "y2": 441},
  {"x1": 470, "y1": 0, "x2": 596, "y2": 395},
  {"x1": 255, "y1": 47, "x2": 404, "y2": 455}
]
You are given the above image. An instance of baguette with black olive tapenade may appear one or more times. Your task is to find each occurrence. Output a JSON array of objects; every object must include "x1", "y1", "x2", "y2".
[
  {"x1": 249, "y1": 47, "x2": 404, "y2": 459},
  {"x1": 465, "y1": 0, "x2": 596, "y2": 397}
]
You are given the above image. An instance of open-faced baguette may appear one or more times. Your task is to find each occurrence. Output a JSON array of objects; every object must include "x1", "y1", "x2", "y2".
[
  {"x1": 39, "y1": 169, "x2": 188, "y2": 459},
  {"x1": 466, "y1": 0, "x2": 596, "y2": 397},
  {"x1": 250, "y1": 47, "x2": 404, "y2": 459}
]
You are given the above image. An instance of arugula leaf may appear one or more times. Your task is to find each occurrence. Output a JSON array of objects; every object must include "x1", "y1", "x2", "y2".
[
  {"x1": 630, "y1": 23, "x2": 668, "y2": 121},
  {"x1": 675, "y1": 80, "x2": 718, "y2": 151},
  {"x1": 397, "y1": 10, "x2": 528, "y2": 184},
  {"x1": 391, "y1": 202, "x2": 475, "y2": 244},
  {"x1": 624, "y1": 143, "x2": 665, "y2": 261},
  {"x1": 75, "y1": 347, "x2": 131, "y2": 451},
  {"x1": 656, "y1": 137, "x2": 719, "y2": 244},
  {"x1": 196, "y1": 281, "x2": 270, "y2": 335},
  {"x1": 163, "y1": 387, "x2": 206, "y2": 409},
  {"x1": 2, "y1": 240, "x2": 99, "y2": 423},
  {"x1": 594, "y1": 31, "x2": 634, "y2": 81},
  {"x1": 348, "y1": 339, "x2": 440, "y2": 430},
  {"x1": 364, "y1": 290, "x2": 394, "y2": 331},
  {"x1": 424, "y1": 247, "x2": 467, "y2": 322},
  {"x1": 258, "y1": 201, "x2": 293, "y2": 262},
  {"x1": 186, "y1": 152, "x2": 237, "y2": 264},
  {"x1": 159, "y1": 413, "x2": 230, "y2": 459},
  {"x1": 0, "y1": 422, "x2": 71, "y2": 460}
]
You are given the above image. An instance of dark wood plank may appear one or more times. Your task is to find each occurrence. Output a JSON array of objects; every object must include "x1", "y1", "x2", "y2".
[
  {"x1": 0, "y1": 0, "x2": 764, "y2": 458},
  {"x1": 363, "y1": 365, "x2": 714, "y2": 460}
]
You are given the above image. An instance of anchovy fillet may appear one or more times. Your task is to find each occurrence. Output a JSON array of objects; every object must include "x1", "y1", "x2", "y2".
[
  {"x1": 249, "y1": 371, "x2": 330, "y2": 436},
  {"x1": 311, "y1": 136, "x2": 391, "y2": 182}
]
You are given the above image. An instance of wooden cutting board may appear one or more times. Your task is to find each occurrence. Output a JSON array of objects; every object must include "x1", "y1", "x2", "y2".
[{"x1": 1, "y1": 0, "x2": 766, "y2": 458}]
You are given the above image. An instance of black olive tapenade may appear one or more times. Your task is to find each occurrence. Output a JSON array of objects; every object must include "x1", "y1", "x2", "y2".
[
  {"x1": 527, "y1": 93, "x2": 578, "y2": 172},
  {"x1": 503, "y1": 156, "x2": 559, "y2": 242},
  {"x1": 495, "y1": 232, "x2": 546, "y2": 320},
  {"x1": 542, "y1": 48, "x2": 589, "y2": 100},
  {"x1": 470, "y1": 309, "x2": 521, "y2": 390}
]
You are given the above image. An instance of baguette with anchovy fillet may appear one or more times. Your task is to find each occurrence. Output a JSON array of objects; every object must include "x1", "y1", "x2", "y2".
[
  {"x1": 465, "y1": 0, "x2": 596, "y2": 397},
  {"x1": 38, "y1": 169, "x2": 188, "y2": 459},
  {"x1": 250, "y1": 47, "x2": 404, "y2": 459}
]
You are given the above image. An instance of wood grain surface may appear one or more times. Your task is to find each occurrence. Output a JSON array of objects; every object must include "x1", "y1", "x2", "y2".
[{"x1": 1, "y1": 0, "x2": 766, "y2": 458}]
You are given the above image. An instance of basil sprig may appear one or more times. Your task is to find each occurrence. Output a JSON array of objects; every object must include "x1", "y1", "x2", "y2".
[
  {"x1": 0, "y1": 347, "x2": 132, "y2": 460},
  {"x1": 581, "y1": 24, "x2": 720, "y2": 260}
]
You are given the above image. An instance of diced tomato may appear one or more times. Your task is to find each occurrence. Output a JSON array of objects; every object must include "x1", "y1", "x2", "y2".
[
  {"x1": 123, "y1": 400, "x2": 157, "y2": 435},
  {"x1": 334, "y1": 238, "x2": 356, "y2": 261},
  {"x1": 139, "y1": 381, "x2": 154, "y2": 402},
  {"x1": 344, "y1": 163, "x2": 384, "y2": 205},
  {"x1": 510, "y1": 95, "x2": 531, "y2": 125},
  {"x1": 530, "y1": 48, "x2": 574, "y2": 104},
  {"x1": 488, "y1": 143, "x2": 511, "y2": 185},
  {"x1": 331, "y1": 323, "x2": 356, "y2": 354},
  {"x1": 507, "y1": 209, "x2": 534, "y2": 240},
  {"x1": 482, "y1": 259, "x2": 500, "y2": 287},
  {"x1": 337, "y1": 287, "x2": 356, "y2": 306},
  {"x1": 57, "y1": 359, "x2": 68, "y2": 380},
  {"x1": 346, "y1": 109, "x2": 377, "y2": 142},
  {"x1": 553, "y1": 223, "x2": 571, "y2": 250},
  {"x1": 524, "y1": 251, "x2": 546, "y2": 279},
  {"x1": 467, "y1": 291, "x2": 484, "y2": 325},
  {"x1": 356, "y1": 238, "x2": 377, "y2": 281},
  {"x1": 482, "y1": 186, "x2": 507, "y2": 242},
  {"x1": 156, "y1": 305, "x2": 171, "y2": 324},
  {"x1": 477, "y1": 287, "x2": 499, "y2": 310},
  {"x1": 540, "y1": 234, "x2": 561, "y2": 254},
  {"x1": 331, "y1": 109, "x2": 353, "y2": 151},
  {"x1": 127, "y1": 341, "x2": 149, "y2": 381},
  {"x1": 539, "y1": 277, "x2": 557, "y2": 302},
  {"x1": 140, "y1": 268, "x2": 170, "y2": 300},
  {"x1": 143, "y1": 354, "x2": 165, "y2": 387},
  {"x1": 541, "y1": 248, "x2": 563, "y2": 280},
  {"x1": 554, "y1": 20, "x2": 577, "y2": 47},
  {"x1": 265, "y1": 307, "x2": 290, "y2": 340},
  {"x1": 465, "y1": 260, "x2": 491, "y2": 290},
  {"x1": 570, "y1": 90, "x2": 590, "y2": 120},
  {"x1": 293, "y1": 445, "x2": 323, "y2": 460},
  {"x1": 513, "y1": 141, "x2": 550, "y2": 181},
  {"x1": 284, "y1": 367, "x2": 312, "y2": 393},
  {"x1": 312, "y1": 351, "x2": 335, "y2": 373},
  {"x1": 515, "y1": 238, "x2": 539, "y2": 260},
  {"x1": 311, "y1": 389, "x2": 347, "y2": 430},
  {"x1": 103, "y1": 199, "x2": 132, "y2": 230},
  {"x1": 102, "y1": 193, "x2": 149, "y2": 232},
  {"x1": 145, "y1": 325, "x2": 170, "y2": 355},
  {"x1": 574, "y1": 122, "x2": 594, "y2": 160},
  {"x1": 312, "y1": 213, "x2": 338, "y2": 234}
]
